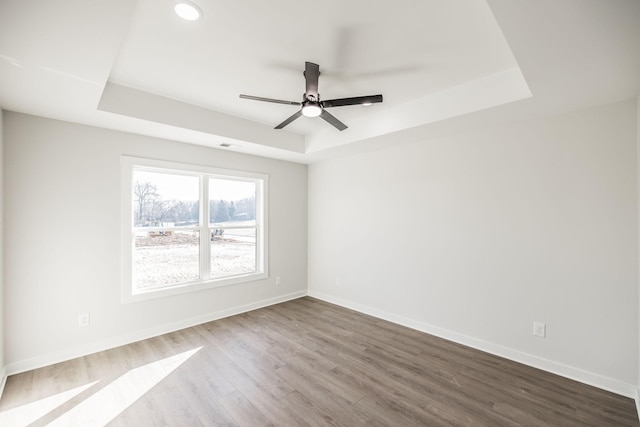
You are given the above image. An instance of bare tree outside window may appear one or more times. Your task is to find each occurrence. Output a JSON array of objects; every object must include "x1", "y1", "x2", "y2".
[{"x1": 133, "y1": 180, "x2": 159, "y2": 226}]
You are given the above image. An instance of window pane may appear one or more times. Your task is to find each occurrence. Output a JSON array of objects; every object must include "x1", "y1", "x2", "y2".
[
  {"x1": 134, "y1": 230, "x2": 200, "y2": 289},
  {"x1": 211, "y1": 228, "x2": 256, "y2": 278},
  {"x1": 133, "y1": 170, "x2": 199, "y2": 227},
  {"x1": 209, "y1": 178, "x2": 256, "y2": 226}
]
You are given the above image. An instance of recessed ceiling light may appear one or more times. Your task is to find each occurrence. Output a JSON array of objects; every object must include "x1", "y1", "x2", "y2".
[{"x1": 174, "y1": 1, "x2": 202, "y2": 21}]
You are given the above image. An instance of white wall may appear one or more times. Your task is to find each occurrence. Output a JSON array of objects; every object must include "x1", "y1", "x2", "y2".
[
  {"x1": 3, "y1": 112, "x2": 307, "y2": 372},
  {"x1": 309, "y1": 99, "x2": 639, "y2": 396}
]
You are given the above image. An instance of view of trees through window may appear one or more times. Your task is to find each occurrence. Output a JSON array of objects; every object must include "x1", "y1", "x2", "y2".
[{"x1": 132, "y1": 170, "x2": 259, "y2": 290}]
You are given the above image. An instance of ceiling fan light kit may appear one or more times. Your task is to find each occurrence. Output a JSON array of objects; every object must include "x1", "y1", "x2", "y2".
[
  {"x1": 301, "y1": 104, "x2": 322, "y2": 117},
  {"x1": 240, "y1": 61, "x2": 383, "y2": 131},
  {"x1": 174, "y1": 1, "x2": 202, "y2": 21}
]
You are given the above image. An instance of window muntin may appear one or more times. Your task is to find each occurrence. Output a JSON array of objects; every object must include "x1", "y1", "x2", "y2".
[{"x1": 122, "y1": 157, "x2": 267, "y2": 302}]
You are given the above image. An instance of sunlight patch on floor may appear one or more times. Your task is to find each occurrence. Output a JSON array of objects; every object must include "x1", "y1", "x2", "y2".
[
  {"x1": 47, "y1": 347, "x2": 202, "y2": 426},
  {"x1": 0, "y1": 347, "x2": 202, "y2": 426},
  {"x1": 0, "y1": 381, "x2": 99, "y2": 426}
]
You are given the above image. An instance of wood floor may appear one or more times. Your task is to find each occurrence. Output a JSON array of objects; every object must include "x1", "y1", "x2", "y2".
[{"x1": 1, "y1": 297, "x2": 638, "y2": 426}]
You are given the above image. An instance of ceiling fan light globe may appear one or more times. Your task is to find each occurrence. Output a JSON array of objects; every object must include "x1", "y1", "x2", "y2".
[
  {"x1": 302, "y1": 104, "x2": 322, "y2": 117},
  {"x1": 174, "y1": 1, "x2": 202, "y2": 20}
]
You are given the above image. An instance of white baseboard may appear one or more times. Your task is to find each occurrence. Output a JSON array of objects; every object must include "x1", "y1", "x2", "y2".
[
  {"x1": 0, "y1": 366, "x2": 7, "y2": 401},
  {"x1": 308, "y1": 290, "x2": 638, "y2": 399},
  {"x1": 635, "y1": 388, "x2": 640, "y2": 422},
  {"x1": 5, "y1": 290, "x2": 306, "y2": 377}
]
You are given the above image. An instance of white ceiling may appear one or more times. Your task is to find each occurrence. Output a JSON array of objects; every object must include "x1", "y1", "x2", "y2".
[{"x1": 1, "y1": 0, "x2": 639, "y2": 163}]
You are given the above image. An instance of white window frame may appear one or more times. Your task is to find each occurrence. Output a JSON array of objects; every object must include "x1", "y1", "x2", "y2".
[{"x1": 121, "y1": 156, "x2": 268, "y2": 303}]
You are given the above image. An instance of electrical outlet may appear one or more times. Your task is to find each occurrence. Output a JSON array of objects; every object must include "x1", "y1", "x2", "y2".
[
  {"x1": 533, "y1": 321, "x2": 546, "y2": 338},
  {"x1": 78, "y1": 313, "x2": 90, "y2": 327},
  {"x1": 275, "y1": 276, "x2": 282, "y2": 285}
]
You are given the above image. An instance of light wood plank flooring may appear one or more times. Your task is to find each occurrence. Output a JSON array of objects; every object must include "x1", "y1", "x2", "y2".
[{"x1": 1, "y1": 297, "x2": 638, "y2": 426}]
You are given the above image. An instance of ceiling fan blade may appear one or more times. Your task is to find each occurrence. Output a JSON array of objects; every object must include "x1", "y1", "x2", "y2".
[
  {"x1": 275, "y1": 110, "x2": 303, "y2": 129},
  {"x1": 240, "y1": 94, "x2": 300, "y2": 106},
  {"x1": 320, "y1": 109, "x2": 348, "y2": 131},
  {"x1": 322, "y1": 94, "x2": 383, "y2": 108},
  {"x1": 304, "y1": 62, "x2": 320, "y2": 100}
]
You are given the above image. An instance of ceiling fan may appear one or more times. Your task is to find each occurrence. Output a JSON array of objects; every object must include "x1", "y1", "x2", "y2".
[{"x1": 240, "y1": 61, "x2": 383, "y2": 131}]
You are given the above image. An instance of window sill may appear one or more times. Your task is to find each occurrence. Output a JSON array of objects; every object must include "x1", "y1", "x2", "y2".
[{"x1": 121, "y1": 271, "x2": 268, "y2": 304}]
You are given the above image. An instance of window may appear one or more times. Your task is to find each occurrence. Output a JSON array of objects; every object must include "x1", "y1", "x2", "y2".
[{"x1": 121, "y1": 156, "x2": 267, "y2": 302}]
